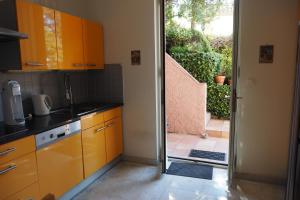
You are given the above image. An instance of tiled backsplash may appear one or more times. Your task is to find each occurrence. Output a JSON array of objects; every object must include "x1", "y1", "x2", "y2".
[{"x1": 0, "y1": 64, "x2": 123, "y2": 121}]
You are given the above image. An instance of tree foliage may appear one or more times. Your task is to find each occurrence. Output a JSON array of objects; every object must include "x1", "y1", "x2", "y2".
[
  {"x1": 166, "y1": 25, "x2": 212, "y2": 53},
  {"x1": 178, "y1": 0, "x2": 222, "y2": 31},
  {"x1": 165, "y1": 0, "x2": 177, "y2": 26}
]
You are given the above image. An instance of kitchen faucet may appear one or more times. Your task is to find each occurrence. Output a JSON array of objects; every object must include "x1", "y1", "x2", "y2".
[{"x1": 64, "y1": 74, "x2": 74, "y2": 106}]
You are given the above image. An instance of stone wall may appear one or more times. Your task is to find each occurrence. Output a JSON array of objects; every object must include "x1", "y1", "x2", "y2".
[{"x1": 166, "y1": 54, "x2": 207, "y2": 135}]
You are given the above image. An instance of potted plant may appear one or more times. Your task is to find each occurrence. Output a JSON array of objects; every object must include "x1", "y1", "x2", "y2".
[
  {"x1": 214, "y1": 73, "x2": 226, "y2": 85},
  {"x1": 214, "y1": 62, "x2": 226, "y2": 85}
]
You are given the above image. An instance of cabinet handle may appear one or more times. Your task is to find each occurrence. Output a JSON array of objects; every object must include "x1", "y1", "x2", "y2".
[
  {"x1": 106, "y1": 123, "x2": 114, "y2": 128},
  {"x1": 87, "y1": 63, "x2": 97, "y2": 67},
  {"x1": 0, "y1": 147, "x2": 16, "y2": 157},
  {"x1": 73, "y1": 63, "x2": 84, "y2": 67},
  {"x1": 0, "y1": 165, "x2": 16, "y2": 175},
  {"x1": 25, "y1": 62, "x2": 45, "y2": 66},
  {"x1": 95, "y1": 127, "x2": 105, "y2": 133}
]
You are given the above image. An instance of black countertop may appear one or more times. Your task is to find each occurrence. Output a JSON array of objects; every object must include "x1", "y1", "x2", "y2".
[{"x1": 0, "y1": 103, "x2": 123, "y2": 145}]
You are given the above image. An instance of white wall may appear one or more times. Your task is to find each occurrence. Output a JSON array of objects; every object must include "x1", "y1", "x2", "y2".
[
  {"x1": 29, "y1": 0, "x2": 87, "y2": 17},
  {"x1": 86, "y1": 0, "x2": 160, "y2": 161},
  {"x1": 236, "y1": 0, "x2": 298, "y2": 181}
]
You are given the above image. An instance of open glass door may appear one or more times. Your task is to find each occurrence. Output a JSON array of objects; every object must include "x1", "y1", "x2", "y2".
[
  {"x1": 160, "y1": 0, "x2": 168, "y2": 173},
  {"x1": 228, "y1": 0, "x2": 240, "y2": 185},
  {"x1": 160, "y1": 0, "x2": 241, "y2": 183}
]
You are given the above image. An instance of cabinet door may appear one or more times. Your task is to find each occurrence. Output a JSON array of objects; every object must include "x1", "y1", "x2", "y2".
[
  {"x1": 0, "y1": 153, "x2": 38, "y2": 200},
  {"x1": 5, "y1": 182, "x2": 39, "y2": 200},
  {"x1": 36, "y1": 133, "x2": 83, "y2": 199},
  {"x1": 16, "y1": 0, "x2": 58, "y2": 70},
  {"x1": 55, "y1": 11, "x2": 85, "y2": 70},
  {"x1": 83, "y1": 20, "x2": 104, "y2": 69},
  {"x1": 82, "y1": 124, "x2": 107, "y2": 178},
  {"x1": 105, "y1": 117, "x2": 123, "y2": 163}
]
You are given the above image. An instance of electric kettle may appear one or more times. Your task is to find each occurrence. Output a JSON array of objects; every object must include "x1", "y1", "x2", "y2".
[{"x1": 32, "y1": 94, "x2": 52, "y2": 116}]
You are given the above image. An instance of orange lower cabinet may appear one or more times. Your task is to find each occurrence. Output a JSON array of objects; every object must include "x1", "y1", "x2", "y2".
[
  {"x1": 36, "y1": 133, "x2": 84, "y2": 199},
  {"x1": 81, "y1": 112, "x2": 104, "y2": 131},
  {"x1": 105, "y1": 117, "x2": 123, "y2": 163},
  {"x1": 0, "y1": 152, "x2": 38, "y2": 200},
  {"x1": 115, "y1": 117, "x2": 123, "y2": 156},
  {"x1": 0, "y1": 136, "x2": 35, "y2": 165},
  {"x1": 4, "y1": 182, "x2": 39, "y2": 200},
  {"x1": 82, "y1": 124, "x2": 107, "y2": 178}
]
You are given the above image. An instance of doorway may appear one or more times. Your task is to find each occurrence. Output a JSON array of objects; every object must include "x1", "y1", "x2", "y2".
[{"x1": 161, "y1": 0, "x2": 238, "y2": 182}]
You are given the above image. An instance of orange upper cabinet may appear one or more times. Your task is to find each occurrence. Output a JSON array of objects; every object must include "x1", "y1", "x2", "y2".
[
  {"x1": 83, "y1": 20, "x2": 104, "y2": 69},
  {"x1": 55, "y1": 11, "x2": 85, "y2": 70},
  {"x1": 1, "y1": 0, "x2": 104, "y2": 71},
  {"x1": 16, "y1": 0, "x2": 58, "y2": 70}
]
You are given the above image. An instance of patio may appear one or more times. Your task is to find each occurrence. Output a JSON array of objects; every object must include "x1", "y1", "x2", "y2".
[{"x1": 167, "y1": 119, "x2": 230, "y2": 165}]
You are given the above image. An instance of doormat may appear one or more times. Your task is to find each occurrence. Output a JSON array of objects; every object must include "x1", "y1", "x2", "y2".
[
  {"x1": 189, "y1": 150, "x2": 226, "y2": 161},
  {"x1": 166, "y1": 162, "x2": 213, "y2": 180}
]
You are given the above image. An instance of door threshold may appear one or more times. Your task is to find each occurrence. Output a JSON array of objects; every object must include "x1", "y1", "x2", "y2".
[{"x1": 168, "y1": 156, "x2": 228, "y2": 169}]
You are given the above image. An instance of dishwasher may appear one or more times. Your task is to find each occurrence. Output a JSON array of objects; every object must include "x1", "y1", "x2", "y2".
[{"x1": 35, "y1": 121, "x2": 83, "y2": 199}]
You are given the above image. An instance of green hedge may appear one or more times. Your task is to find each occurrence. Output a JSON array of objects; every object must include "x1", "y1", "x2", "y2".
[
  {"x1": 170, "y1": 46, "x2": 221, "y2": 84},
  {"x1": 166, "y1": 25, "x2": 212, "y2": 53},
  {"x1": 207, "y1": 85, "x2": 231, "y2": 119}
]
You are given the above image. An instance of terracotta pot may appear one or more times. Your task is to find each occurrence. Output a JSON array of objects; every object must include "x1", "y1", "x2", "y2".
[{"x1": 214, "y1": 75, "x2": 226, "y2": 85}]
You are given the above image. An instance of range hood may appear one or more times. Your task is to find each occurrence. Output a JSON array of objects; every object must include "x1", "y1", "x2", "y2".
[{"x1": 0, "y1": 27, "x2": 28, "y2": 41}]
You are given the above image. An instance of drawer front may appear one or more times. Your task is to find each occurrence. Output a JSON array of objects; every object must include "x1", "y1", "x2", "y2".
[
  {"x1": 0, "y1": 136, "x2": 35, "y2": 165},
  {"x1": 82, "y1": 124, "x2": 107, "y2": 178},
  {"x1": 0, "y1": 152, "x2": 38, "y2": 200},
  {"x1": 37, "y1": 133, "x2": 83, "y2": 199},
  {"x1": 103, "y1": 107, "x2": 121, "y2": 122},
  {"x1": 81, "y1": 112, "x2": 104, "y2": 130},
  {"x1": 5, "y1": 182, "x2": 39, "y2": 200}
]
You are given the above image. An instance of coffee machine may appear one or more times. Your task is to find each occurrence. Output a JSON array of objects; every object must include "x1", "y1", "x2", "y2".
[{"x1": 2, "y1": 81, "x2": 25, "y2": 126}]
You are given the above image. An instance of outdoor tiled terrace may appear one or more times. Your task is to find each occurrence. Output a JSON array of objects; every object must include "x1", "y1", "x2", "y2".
[{"x1": 167, "y1": 119, "x2": 230, "y2": 165}]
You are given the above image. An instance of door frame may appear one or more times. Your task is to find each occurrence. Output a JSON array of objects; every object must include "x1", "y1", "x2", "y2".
[
  {"x1": 159, "y1": 0, "x2": 241, "y2": 183},
  {"x1": 286, "y1": 23, "x2": 300, "y2": 200}
]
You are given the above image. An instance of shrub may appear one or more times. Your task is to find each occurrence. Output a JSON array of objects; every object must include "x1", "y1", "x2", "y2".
[
  {"x1": 166, "y1": 25, "x2": 212, "y2": 53},
  {"x1": 210, "y1": 36, "x2": 233, "y2": 53},
  {"x1": 210, "y1": 37, "x2": 233, "y2": 77},
  {"x1": 220, "y1": 47, "x2": 232, "y2": 77},
  {"x1": 170, "y1": 46, "x2": 222, "y2": 84},
  {"x1": 207, "y1": 85, "x2": 231, "y2": 119}
]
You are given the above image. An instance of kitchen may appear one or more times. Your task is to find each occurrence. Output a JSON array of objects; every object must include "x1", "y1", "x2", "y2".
[
  {"x1": 0, "y1": 0, "x2": 125, "y2": 199},
  {"x1": 1, "y1": 0, "x2": 300, "y2": 199}
]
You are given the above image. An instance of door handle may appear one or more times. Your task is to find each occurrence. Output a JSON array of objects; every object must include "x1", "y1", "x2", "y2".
[
  {"x1": 0, "y1": 147, "x2": 16, "y2": 157},
  {"x1": 0, "y1": 165, "x2": 16, "y2": 175},
  {"x1": 25, "y1": 62, "x2": 45, "y2": 66},
  {"x1": 225, "y1": 95, "x2": 243, "y2": 100},
  {"x1": 86, "y1": 64, "x2": 97, "y2": 67},
  {"x1": 106, "y1": 123, "x2": 114, "y2": 128},
  {"x1": 95, "y1": 127, "x2": 105, "y2": 133},
  {"x1": 73, "y1": 63, "x2": 84, "y2": 67}
]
